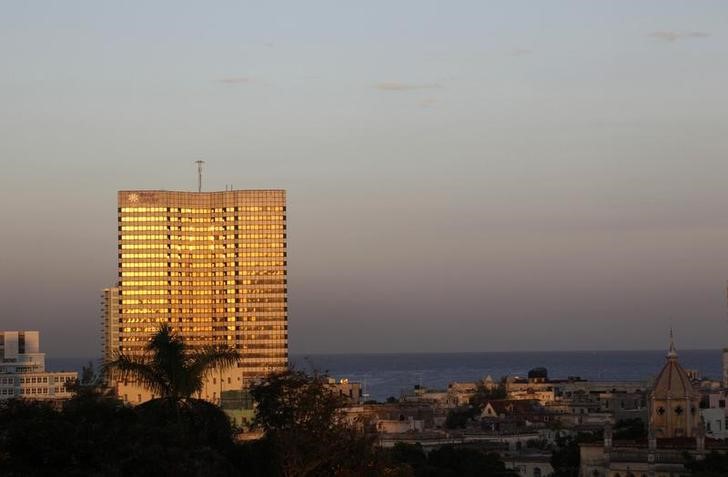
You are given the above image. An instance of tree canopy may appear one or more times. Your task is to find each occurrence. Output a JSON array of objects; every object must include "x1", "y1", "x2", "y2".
[
  {"x1": 0, "y1": 390, "x2": 238, "y2": 476},
  {"x1": 1, "y1": 353, "x2": 517, "y2": 477},
  {"x1": 385, "y1": 443, "x2": 518, "y2": 477},
  {"x1": 248, "y1": 369, "x2": 383, "y2": 477}
]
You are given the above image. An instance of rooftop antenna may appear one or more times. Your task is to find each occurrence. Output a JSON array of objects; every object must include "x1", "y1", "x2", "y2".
[{"x1": 194, "y1": 160, "x2": 205, "y2": 192}]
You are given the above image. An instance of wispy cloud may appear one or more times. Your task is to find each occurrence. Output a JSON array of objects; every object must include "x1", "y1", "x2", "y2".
[
  {"x1": 510, "y1": 48, "x2": 532, "y2": 56},
  {"x1": 218, "y1": 77, "x2": 251, "y2": 84},
  {"x1": 374, "y1": 82, "x2": 442, "y2": 92},
  {"x1": 649, "y1": 31, "x2": 710, "y2": 42}
]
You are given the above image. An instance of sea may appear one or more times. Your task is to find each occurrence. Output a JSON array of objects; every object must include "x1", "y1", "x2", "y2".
[{"x1": 47, "y1": 349, "x2": 723, "y2": 403}]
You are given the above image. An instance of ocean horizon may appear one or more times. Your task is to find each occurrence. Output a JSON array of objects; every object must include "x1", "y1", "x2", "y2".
[{"x1": 47, "y1": 349, "x2": 723, "y2": 402}]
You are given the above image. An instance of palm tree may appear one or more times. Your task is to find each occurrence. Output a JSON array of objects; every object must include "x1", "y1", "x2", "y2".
[{"x1": 104, "y1": 324, "x2": 241, "y2": 403}]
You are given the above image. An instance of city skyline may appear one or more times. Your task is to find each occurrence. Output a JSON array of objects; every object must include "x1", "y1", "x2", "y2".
[{"x1": 3, "y1": 1, "x2": 728, "y2": 357}]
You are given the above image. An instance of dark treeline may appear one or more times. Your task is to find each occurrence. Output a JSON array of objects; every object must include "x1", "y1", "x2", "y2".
[
  {"x1": 0, "y1": 369, "x2": 517, "y2": 477},
  {"x1": 1, "y1": 325, "x2": 517, "y2": 476}
]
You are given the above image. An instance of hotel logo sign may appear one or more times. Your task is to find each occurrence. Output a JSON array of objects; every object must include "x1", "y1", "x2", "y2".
[{"x1": 126, "y1": 192, "x2": 159, "y2": 204}]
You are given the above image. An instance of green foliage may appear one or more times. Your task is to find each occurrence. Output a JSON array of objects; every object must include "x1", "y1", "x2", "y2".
[
  {"x1": 2, "y1": 367, "x2": 397, "y2": 476},
  {"x1": 0, "y1": 325, "x2": 245, "y2": 476},
  {"x1": 388, "y1": 443, "x2": 428, "y2": 471},
  {"x1": 550, "y1": 432, "x2": 601, "y2": 477},
  {"x1": 0, "y1": 393, "x2": 238, "y2": 476},
  {"x1": 469, "y1": 382, "x2": 507, "y2": 408},
  {"x1": 65, "y1": 361, "x2": 114, "y2": 398},
  {"x1": 445, "y1": 406, "x2": 478, "y2": 429},
  {"x1": 80, "y1": 360, "x2": 97, "y2": 385},
  {"x1": 0, "y1": 363, "x2": 520, "y2": 477},
  {"x1": 550, "y1": 438, "x2": 580, "y2": 477},
  {"x1": 385, "y1": 443, "x2": 517, "y2": 477},
  {"x1": 386, "y1": 396, "x2": 399, "y2": 404},
  {"x1": 104, "y1": 323, "x2": 240, "y2": 401},
  {"x1": 428, "y1": 446, "x2": 516, "y2": 477},
  {"x1": 248, "y1": 368, "x2": 385, "y2": 477}
]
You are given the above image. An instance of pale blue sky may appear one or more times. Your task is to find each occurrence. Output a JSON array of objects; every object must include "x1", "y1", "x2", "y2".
[{"x1": 1, "y1": 1, "x2": 728, "y2": 357}]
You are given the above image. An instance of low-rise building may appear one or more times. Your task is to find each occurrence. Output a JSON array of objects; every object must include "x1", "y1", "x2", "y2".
[
  {"x1": 401, "y1": 384, "x2": 450, "y2": 406},
  {"x1": 375, "y1": 417, "x2": 426, "y2": 434},
  {"x1": 0, "y1": 331, "x2": 77, "y2": 401},
  {"x1": 701, "y1": 408, "x2": 728, "y2": 439},
  {"x1": 219, "y1": 389, "x2": 256, "y2": 429},
  {"x1": 447, "y1": 381, "x2": 479, "y2": 406},
  {"x1": 326, "y1": 377, "x2": 363, "y2": 404}
]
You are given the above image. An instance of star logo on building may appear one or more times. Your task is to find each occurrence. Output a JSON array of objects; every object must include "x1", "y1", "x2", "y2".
[{"x1": 128, "y1": 193, "x2": 140, "y2": 203}]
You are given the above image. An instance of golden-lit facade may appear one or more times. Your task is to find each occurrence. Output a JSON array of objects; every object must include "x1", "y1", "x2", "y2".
[{"x1": 116, "y1": 190, "x2": 287, "y2": 398}]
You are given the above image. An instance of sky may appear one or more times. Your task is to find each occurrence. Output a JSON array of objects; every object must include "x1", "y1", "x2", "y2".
[{"x1": 1, "y1": 1, "x2": 728, "y2": 357}]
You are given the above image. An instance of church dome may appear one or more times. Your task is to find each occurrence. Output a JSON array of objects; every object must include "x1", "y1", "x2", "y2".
[{"x1": 651, "y1": 334, "x2": 697, "y2": 400}]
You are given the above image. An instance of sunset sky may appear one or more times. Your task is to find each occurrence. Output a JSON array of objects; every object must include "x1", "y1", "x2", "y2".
[{"x1": 2, "y1": 1, "x2": 728, "y2": 357}]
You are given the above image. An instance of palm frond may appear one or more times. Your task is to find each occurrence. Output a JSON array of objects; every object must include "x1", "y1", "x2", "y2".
[
  {"x1": 104, "y1": 354, "x2": 171, "y2": 398},
  {"x1": 185, "y1": 346, "x2": 241, "y2": 395},
  {"x1": 147, "y1": 324, "x2": 187, "y2": 398}
]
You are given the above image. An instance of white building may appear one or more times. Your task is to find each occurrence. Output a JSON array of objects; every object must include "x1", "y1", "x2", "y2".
[{"x1": 0, "y1": 331, "x2": 77, "y2": 400}]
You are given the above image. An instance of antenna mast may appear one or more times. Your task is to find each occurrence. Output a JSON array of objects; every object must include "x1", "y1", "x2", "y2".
[{"x1": 194, "y1": 160, "x2": 205, "y2": 192}]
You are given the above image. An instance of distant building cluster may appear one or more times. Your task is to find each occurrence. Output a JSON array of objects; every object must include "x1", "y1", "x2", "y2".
[
  {"x1": 0, "y1": 331, "x2": 77, "y2": 401},
  {"x1": 333, "y1": 335, "x2": 728, "y2": 477}
]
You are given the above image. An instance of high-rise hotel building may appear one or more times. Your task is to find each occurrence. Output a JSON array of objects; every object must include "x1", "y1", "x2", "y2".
[{"x1": 114, "y1": 190, "x2": 287, "y2": 403}]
